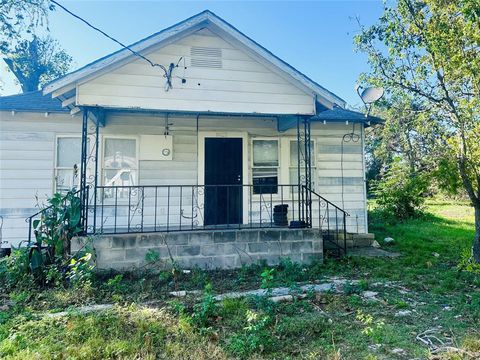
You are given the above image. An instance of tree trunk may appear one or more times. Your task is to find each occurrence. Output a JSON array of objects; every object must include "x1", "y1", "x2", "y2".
[{"x1": 474, "y1": 204, "x2": 480, "y2": 263}]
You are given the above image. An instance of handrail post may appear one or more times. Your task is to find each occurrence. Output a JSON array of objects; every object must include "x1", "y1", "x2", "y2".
[
  {"x1": 28, "y1": 217, "x2": 32, "y2": 244},
  {"x1": 84, "y1": 186, "x2": 89, "y2": 234},
  {"x1": 343, "y1": 212, "x2": 347, "y2": 255},
  {"x1": 80, "y1": 108, "x2": 88, "y2": 234},
  {"x1": 93, "y1": 116, "x2": 100, "y2": 234}
]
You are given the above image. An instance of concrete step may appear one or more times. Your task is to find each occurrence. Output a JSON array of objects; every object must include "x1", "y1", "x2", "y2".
[{"x1": 323, "y1": 232, "x2": 375, "y2": 249}]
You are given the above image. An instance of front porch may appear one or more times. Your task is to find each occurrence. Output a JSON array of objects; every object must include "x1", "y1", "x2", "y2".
[
  {"x1": 26, "y1": 107, "x2": 369, "y2": 269},
  {"x1": 80, "y1": 108, "x2": 352, "y2": 258}
]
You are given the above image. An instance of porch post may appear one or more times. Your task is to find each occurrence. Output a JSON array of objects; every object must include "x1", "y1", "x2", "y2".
[
  {"x1": 92, "y1": 117, "x2": 100, "y2": 234},
  {"x1": 296, "y1": 117, "x2": 303, "y2": 223},
  {"x1": 296, "y1": 116, "x2": 312, "y2": 227},
  {"x1": 303, "y1": 117, "x2": 312, "y2": 227},
  {"x1": 80, "y1": 108, "x2": 89, "y2": 233}
]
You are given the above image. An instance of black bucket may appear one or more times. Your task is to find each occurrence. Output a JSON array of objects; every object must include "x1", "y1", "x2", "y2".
[{"x1": 273, "y1": 204, "x2": 288, "y2": 226}]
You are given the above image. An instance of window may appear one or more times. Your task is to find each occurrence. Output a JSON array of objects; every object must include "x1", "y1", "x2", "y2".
[
  {"x1": 55, "y1": 136, "x2": 82, "y2": 193},
  {"x1": 103, "y1": 138, "x2": 138, "y2": 189},
  {"x1": 289, "y1": 140, "x2": 315, "y2": 192},
  {"x1": 252, "y1": 139, "x2": 279, "y2": 194}
]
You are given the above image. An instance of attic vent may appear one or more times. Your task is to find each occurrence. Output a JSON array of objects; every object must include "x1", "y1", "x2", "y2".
[{"x1": 190, "y1": 46, "x2": 222, "y2": 68}]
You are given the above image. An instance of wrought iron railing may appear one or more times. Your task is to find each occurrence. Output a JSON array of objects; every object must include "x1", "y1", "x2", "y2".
[
  {"x1": 84, "y1": 183, "x2": 348, "y2": 242},
  {"x1": 25, "y1": 185, "x2": 349, "y2": 256},
  {"x1": 86, "y1": 184, "x2": 305, "y2": 234},
  {"x1": 305, "y1": 186, "x2": 349, "y2": 256}
]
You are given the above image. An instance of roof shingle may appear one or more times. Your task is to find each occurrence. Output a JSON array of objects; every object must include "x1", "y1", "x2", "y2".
[{"x1": 0, "y1": 91, "x2": 68, "y2": 113}]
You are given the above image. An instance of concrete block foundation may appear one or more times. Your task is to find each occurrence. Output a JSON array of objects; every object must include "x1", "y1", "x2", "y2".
[{"x1": 72, "y1": 228, "x2": 324, "y2": 271}]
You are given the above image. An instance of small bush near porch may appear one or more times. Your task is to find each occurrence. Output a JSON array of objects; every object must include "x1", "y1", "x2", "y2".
[{"x1": 1, "y1": 201, "x2": 479, "y2": 359}]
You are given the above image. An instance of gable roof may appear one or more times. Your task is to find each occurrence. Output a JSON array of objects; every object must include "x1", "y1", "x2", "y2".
[
  {"x1": 0, "y1": 91, "x2": 68, "y2": 113},
  {"x1": 43, "y1": 10, "x2": 346, "y2": 109}
]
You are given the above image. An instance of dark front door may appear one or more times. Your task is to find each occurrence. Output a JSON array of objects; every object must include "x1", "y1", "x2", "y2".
[{"x1": 204, "y1": 138, "x2": 243, "y2": 226}]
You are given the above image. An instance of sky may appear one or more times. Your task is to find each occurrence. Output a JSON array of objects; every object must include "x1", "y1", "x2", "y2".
[{"x1": 0, "y1": 0, "x2": 385, "y2": 107}]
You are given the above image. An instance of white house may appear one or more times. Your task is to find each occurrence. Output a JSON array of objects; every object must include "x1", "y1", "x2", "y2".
[{"x1": 0, "y1": 11, "x2": 379, "y2": 268}]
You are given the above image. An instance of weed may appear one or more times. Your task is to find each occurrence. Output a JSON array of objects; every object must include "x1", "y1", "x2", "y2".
[
  {"x1": 275, "y1": 313, "x2": 328, "y2": 339},
  {"x1": 260, "y1": 268, "x2": 275, "y2": 292},
  {"x1": 394, "y1": 300, "x2": 409, "y2": 309},
  {"x1": 246, "y1": 295, "x2": 277, "y2": 314},
  {"x1": 190, "y1": 283, "x2": 218, "y2": 328},
  {"x1": 343, "y1": 280, "x2": 368, "y2": 295},
  {"x1": 190, "y1": 267, "x2": 210, "y2": 288},
  {"x1": 235, "y1": 263, "x2": 259, "y2": 285},
  {"x1": 458, "y1": 248, "x2": 480, "y2": 274},
  {"x1": 106, "y1": 274, "x2": 124, "y2": 293},
  {"x1": 0, "y1": 202, "x2": 478, "y2": 360},
  {"x1": 226, "y1": 309, "x2": 274, "y2": 358},
  {"x1": 145, "y1": 249, "x2": 161, "y2": 264},
  {"x1": 357, "y1": 279, "x2": 369, "y2": 291},
  {"x1": 168, "y1": 300, "x2": 187, "y2": 317},
  {"x1": 356, "y1": 310, "x2": 385, "y2": 343}
]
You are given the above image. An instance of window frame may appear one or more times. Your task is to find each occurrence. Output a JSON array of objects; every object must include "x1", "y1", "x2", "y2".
[
  {"x1": 101, "y1": 135, "x2": 140, "y2": 188},
  {"x1": 250, "y1": 137, "x2": 281, "y2": 197},
  {"x1": 53, "y1": 134, "x2": 83, "y2": 193}
]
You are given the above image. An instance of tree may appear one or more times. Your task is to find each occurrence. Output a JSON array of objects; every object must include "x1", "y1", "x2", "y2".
[
  {"x1": 355, "y1": 0, "x2": 480, "y2": 262},
  {"x1": 3, "y1": 35, "x2": 72, "y2": 92},
  {"x1": 365, "y1": 94, "x2": 451, "y2": 195},
  {"x1": 0, "y1": 0, "x2": 52, "y2": 53}
]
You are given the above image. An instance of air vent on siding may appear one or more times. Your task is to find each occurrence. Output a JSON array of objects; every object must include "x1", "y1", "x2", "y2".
[{"x1": 190, "y1": 46, "x2": 222, "y2": 68}]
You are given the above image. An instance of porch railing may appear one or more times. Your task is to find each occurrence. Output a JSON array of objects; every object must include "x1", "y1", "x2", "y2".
[
  {"x1": 84, "y1": 184, "x2": 348, "y2": 251},
  {"x1": 87, "y1": 184, "x2": 304, "y2": 234},
  {"x1": 25, "y1": 185, "x2": 349, "y2": 256},
  {"x1": 306, "y1": 187, "x2": 349, "y2": 256}
]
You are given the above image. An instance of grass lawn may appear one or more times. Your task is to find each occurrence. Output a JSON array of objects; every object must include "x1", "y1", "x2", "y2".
[{"x1": 1, "y1": 201, "x2": 479, "y2": 359}]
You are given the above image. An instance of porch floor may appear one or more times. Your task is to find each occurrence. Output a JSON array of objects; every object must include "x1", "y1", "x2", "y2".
[{"x1": 91, "y1": 222, "x2": 308, "y2": 235}]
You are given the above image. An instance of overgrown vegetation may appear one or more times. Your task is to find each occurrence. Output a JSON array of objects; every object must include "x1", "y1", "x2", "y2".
[
  {"x1": 1, "y1": 202, "x2": 478, "y2": 359},
  {"x1": 373, "y1": 158, "x2": 429, "y2": 221},
  {"x1": 0, "y1": 190, "x2": 94, "y2": 290}
]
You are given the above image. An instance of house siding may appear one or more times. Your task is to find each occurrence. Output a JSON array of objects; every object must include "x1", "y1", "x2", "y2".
[
  {"x1": 0, "y1": 110, "x2": 367, "y2": 248},
  {"x1": 0, "y1": 112, "x2": 81, "y2": 247},
  {"x1": 76, "y1": 29, "x2": 315, "y2": 115}
]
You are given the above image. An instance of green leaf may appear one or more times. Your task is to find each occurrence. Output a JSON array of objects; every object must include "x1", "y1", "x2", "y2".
[
  {"x1": 32, "y1": 219, "x2": 41, "y2": 229},
  {"x1": 29, "y1": 248, "x2": 44, "y2": 271}
]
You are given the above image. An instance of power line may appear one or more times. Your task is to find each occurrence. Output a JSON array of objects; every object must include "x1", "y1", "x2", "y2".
[{"x1": 50, "y1": 0, "x2": 168, "y2": 75}]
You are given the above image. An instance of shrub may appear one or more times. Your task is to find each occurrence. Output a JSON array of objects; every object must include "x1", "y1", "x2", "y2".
[{"x1": 373, "y1": 159, "x2": 429, "y2": 220}]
